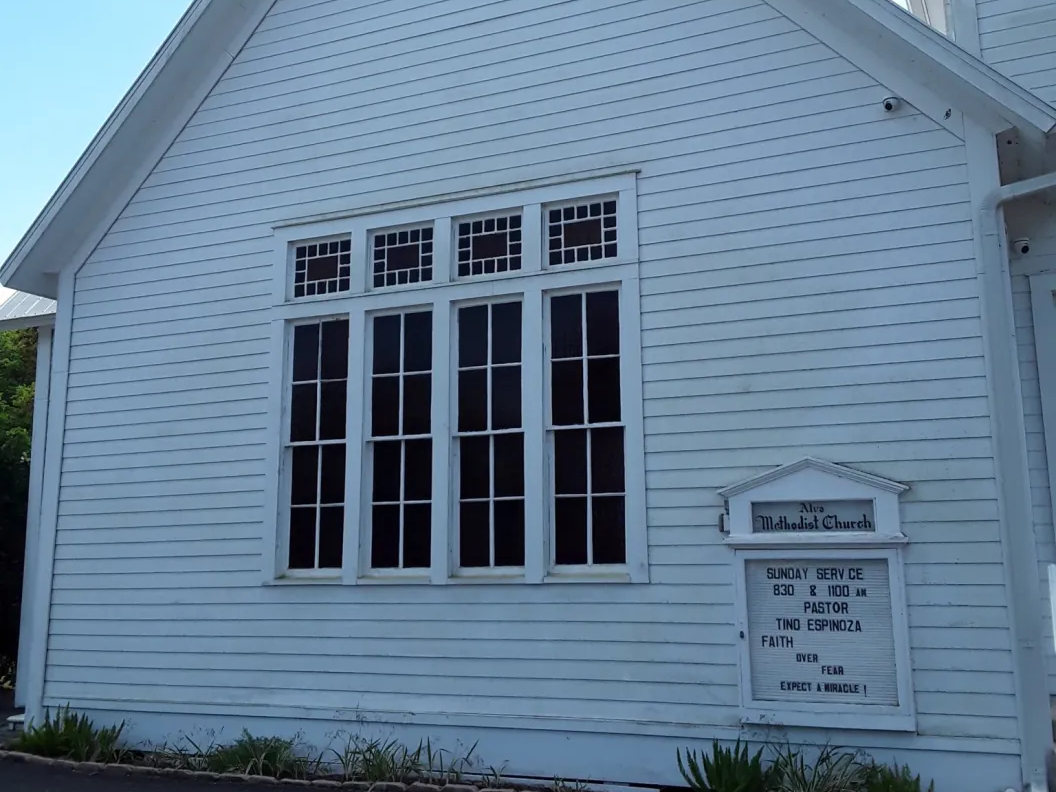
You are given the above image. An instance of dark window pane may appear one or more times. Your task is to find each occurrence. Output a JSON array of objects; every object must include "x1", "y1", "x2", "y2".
[
  {"x1": 555, "y1": 429, "x2": 587, "y2": 495},
  {"x1": 372, "y1": 441, "x2": 401, "y2": 503},
  {"x1": 555, "y1": 497, "x2": 588, "y2": 565},
  {"x1": 591, "y1": 427, "x2": 625, "y2": 494},
  {"x1": 290, "y1": 383, "x2": 317, "y2": 442},
  {"x1": 472, "y1": 231, "x2": 507, "y2": 261},
  {"x1": 371, "y1": 505, "x2": 400, "y2": 568},
  {"x1": 587, "y1": 358, "x2": 621, "y2": 423},
  {"x1": 404, "y1": 311, "x2": 433, "y2": 372},
  {"x1": 306, "y1": 254, "x2": 338, "y2": 282},
  {"x1": 494, "y1": 433, "x2": 524, "y2": 498},
  {"x1": 320, "y1": 380, "x2": 347, "y2": 440},
  {"x1": 459, "y1": 305, "x2": 488, "y2": 368},
  {"x1": 292, "y1": 323, "x2": 320, "y2": 382},
  {"x1": 403, "y1": 504, "x2": 431, "y2": 568},
  {"x1": 551, "y1": 360, "x2": 584, "y2": 426},
  {"x1": 564, "y1": 218, "x2": 602, "y2": 247},
  {"x1": 460, "y1": 435, "x2": 490, "y2": 499},
  {"x1": 492, "y1": 366, "x2": 522, "y2": 430},
  {"x1": 289, "y1": 507, "x2": 316, "y2": 569},
  {"x1": 402, "y1": 374, "x2": 432, "y2": 435},
  {"x1": 592, "y1": 496, "x2": 626, "y2": 564},
  {"x1": 371, "y1": 377, "x2": 400, "y2": 437},
  {"x1": 460, "y1": 501, "x2": 490, "y2": 568},
  {"x1": 550, "y1": 295, "x2": 583, "y2": 359},
  {"x1": 404, "y1": 439, "x2": 432, "y2": 501},
  {"x1": 387, "y1": 243, "x2": 420, "y2": 272},
  {"x1": 321, "y1": 319, "x2": 350, "y2": 380},
  {"x1": 291, "y1": 446, "x2": 318, "y2": 506},
  {"x1": 458, "y1": 369, "x2": 488, "y2": 432},
  {"x1": 494, "y1": 500, "x2": 525, "y2": 567},
  {"x1": 586, "y1": 292, "x2": 620, "y2": 357},
  {"x1": 318, "y1": 506, "x2": 344, "y2": 568},
  {"x1": 492, "y1": 302, "x2": 522, "y2": 364},
  {"x1": 320, "y1": 443, "x2": 346, "y2": 504},
  {"x1": 373, "y1": 315, "x2": 401, "y2": 375}
]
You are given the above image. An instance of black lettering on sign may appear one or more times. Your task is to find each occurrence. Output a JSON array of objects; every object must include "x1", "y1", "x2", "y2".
[
  {"x1": 766, "y1": 567, "x2": 809, "y2": 580},
  {"x1": 795, "y1": 653, "x2": 819, "y2": 663},
  {"x1": 821, "y1": 666, "x2": 844, "y2": 675},
  {"x1": 848, "y1": 568, "x2": 864, "y2": 580},
  {"x1": 761, "y1": 635, "x2": 794, "y2": 648},
  {"x1": 822, "y1": 683, "x2": 861, "y2": 694},
  {"x1": 828, "y1": 584, "x2": 850, "y2": 597},
  {"x1": 776, "y1": 617, "x2": 800, "y2": 630},
  {"x1": 803, "y1": 600, "x2": 849, "y2": 615},
  {"x1": 799, "y1": 503, "x2": 824, "y2": 514},
  {"x1": 780, "y1": 681, "x2": 812, "y2": 692},
  {"x1": 773, "y1": 584, "x2": 795, "y2": 596},
  {"x1": 855, "y1": 587, "x2": 867, "y2": 597},
  {"x1": 806, "y1": 619, "x2": 863, "y2": 632}
]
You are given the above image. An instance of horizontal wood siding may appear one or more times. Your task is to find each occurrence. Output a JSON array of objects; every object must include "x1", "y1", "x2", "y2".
[
  {"x1": 978, "y1": 0, "x2": 1056, "y2": 103},
  {"x1": 52, "y1": 0, "x2": 1016, "y2": 777}
]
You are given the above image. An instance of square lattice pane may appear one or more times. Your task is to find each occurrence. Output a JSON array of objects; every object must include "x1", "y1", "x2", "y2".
[
  {"x1": 373, "y1": 226, "x2": 434, "y2": 288},
  {"x1": 294, "y1": 238, "x2": 351, "y2": 298},
  {"x1": 457, "y1": 214, "x2": 522, "y2": 277},
  {"x1": 547, "y1": 199, "x2": 617, "y2": 267}
]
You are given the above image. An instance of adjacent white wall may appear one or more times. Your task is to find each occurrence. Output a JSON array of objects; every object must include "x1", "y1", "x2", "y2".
[
  {"x1": 976, "y1": 0, "x2": 1056, "y2": 103},
  {"x1": 43, "y1": 0, "x2": 1024, "y2": 787}
]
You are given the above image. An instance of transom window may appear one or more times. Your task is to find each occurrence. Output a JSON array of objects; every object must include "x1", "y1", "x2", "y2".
[
  {"x1": 294, "y1": 238, "x2": 351, "y2": 298},
  {"x1": 457, "y1": 214, "x2": 522, "y2": 277},
  {"x1": 271, "y1": 174, "x2": 645, "y2": 584},
  {"x1": 372, "y1": 225, "x2": 433, "y2": 288}
]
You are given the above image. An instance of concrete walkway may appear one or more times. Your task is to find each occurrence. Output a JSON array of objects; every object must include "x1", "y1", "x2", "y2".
[{"x1": 1, "y1": 762, "x2": 227, "y2": 792}]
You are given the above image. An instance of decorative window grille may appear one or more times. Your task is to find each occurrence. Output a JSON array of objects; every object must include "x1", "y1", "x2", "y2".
[
  {"x1": 372, "y1": 226, "x2": 434, "y2": 288},
  {"x1": 456, "y1": 214, "x2": 523, "y2": 277},
  {"x1": 547, "y1": 199, "x2": 617, "y2": 267},
  {"x1": 294, "y1": 238, "x2": 351, "y2": 298}
]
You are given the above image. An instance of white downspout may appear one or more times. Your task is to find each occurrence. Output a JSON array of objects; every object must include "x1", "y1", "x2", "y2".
[
  {"x1": 979, "y1": 171, "x2": 1056, "y2": 792},
  {"x1": 15, "y1": 325, "x2": 51, "y2": 709}
]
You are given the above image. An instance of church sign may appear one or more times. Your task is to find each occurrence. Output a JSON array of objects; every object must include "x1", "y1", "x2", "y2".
[{"x1": 718, "y1": 458, "x2": 915, "y2": 731}]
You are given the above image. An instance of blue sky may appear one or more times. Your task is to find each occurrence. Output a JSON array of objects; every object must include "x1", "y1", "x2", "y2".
[{"x1": 0, "y1": 0, "x2": 191, "y2": 297}]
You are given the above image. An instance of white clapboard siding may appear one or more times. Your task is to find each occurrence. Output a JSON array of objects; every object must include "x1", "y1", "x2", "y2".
[
  {"x1": 1012, "y1": 270, "x2": 1056, "y2": 691},
  {"x1": 51, "y1": 0, "x2": 1017, "y2": 774},
  {"x1": 978, "y1": 0, "x2": 1056, "y2": 103}
]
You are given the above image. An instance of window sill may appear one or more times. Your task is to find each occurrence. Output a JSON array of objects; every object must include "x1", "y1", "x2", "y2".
[
  {"x1": 269, "y1": 572, "x2": 343, "y2": 585},
  {"x1": 357, "y1": 572, "x2": 432, "y2": 585},
  {"x1": 544, "y1": 570, "x2": 632, "y2": 584}
]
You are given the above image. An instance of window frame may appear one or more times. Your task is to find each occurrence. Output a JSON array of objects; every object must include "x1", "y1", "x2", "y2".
[{"x1": 262, "y1": 172, "x2": 646, "y2": 585}]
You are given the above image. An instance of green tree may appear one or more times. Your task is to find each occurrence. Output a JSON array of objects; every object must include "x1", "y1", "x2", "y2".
[{"x1": 0, "y1": 328, "x2": 37, "y2": 671}]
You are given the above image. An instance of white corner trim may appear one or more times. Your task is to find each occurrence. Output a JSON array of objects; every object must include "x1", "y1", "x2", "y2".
[
  {"x1": 1030, "y1": 273, "x2": 1056, "y2": 556},
  {"x1": 23, "y1": 269, "x2": 74, "y2": 724},
  {"x1": 718, "y1": 457, "x2": 909, "y2": 499},
  {"x1": 15, "y1": 326, "x2": 51, "y2": 709}
]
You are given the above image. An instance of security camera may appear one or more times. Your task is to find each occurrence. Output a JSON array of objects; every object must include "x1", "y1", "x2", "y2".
[
  {"x1": 882, "y1": 97, "x2": 901, "y2": 112},
  {"x1": 1012, "y1": 238, "x2": 1031, "y2": 256}
]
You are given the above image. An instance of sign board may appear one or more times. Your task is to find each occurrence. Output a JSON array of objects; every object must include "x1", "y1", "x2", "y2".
[
  {"x1": 745, "y1": 558, "x2": 897, "y2": 706},
  {"x1": 752, "y1": 500, "x2": 875, "y2": 533}
]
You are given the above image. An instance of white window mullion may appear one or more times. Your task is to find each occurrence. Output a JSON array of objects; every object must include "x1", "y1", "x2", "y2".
[
  {"x1": 341, "y1": 309, "x2": 366, "y2": 583},
  {"x1": 430, "y1": 296, "x2": 453, "y2": 583},
  {"x1": 433, "y1": 217, "x2": 453, "y2": 283},
  {"x1": 522, "y1": 286, "x2": 545, "y2": 583},
  {"x1": 520, "y1": 203, "x2": 542, "y2": 274},
  {"x1": 619, "y1": 276, "x2": 648, "y2": 583}
]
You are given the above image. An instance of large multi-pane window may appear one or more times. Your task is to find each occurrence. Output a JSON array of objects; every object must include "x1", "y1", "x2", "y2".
[{"x1": 274, "y1": 175, "x2": 644, "y2": 583}]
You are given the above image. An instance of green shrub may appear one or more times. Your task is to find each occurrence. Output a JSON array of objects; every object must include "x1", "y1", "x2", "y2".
[
  {"x1": 0, "y1": 657, "x2": 14, "y2": 691},
  {"x1": 151, "y1": 731, "x2": 321, "y2": 779},
  {"x1": 770, "y1": 743, "x2": 870, "y2": 792},
  {"x1": 866, "y1": 763, "x2": 935, "y2": 792},
  {"x1": 13, "y1": 705, "x2": 127, "y2": 763},
  {"x1": 677, "y1": 739, "x2": 776, "y2": 792}
]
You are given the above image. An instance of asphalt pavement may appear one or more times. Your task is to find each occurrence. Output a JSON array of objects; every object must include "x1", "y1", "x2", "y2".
[{"x1": 0, "y1": 762, "x2": 232, "y2": 792}]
